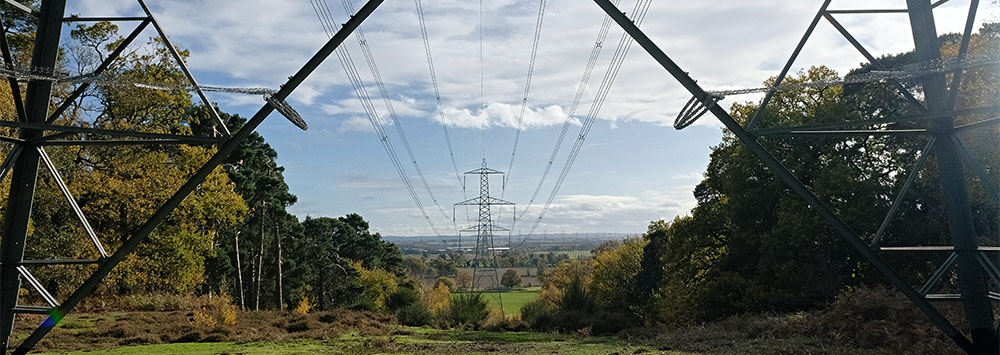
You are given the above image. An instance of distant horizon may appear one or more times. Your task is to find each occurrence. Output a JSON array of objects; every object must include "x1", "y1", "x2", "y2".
[{"x1": 381, "y1": 231, "x2": 641, "y2": 239}]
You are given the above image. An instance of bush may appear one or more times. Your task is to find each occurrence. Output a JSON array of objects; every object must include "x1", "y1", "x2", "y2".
[
  {"x1": 397, "y1": 303, "x2": 432, "y2": 326},
  {"x1": 794, "y1": 286, "x2": 960, "y2": 354},
  {"x1": 190, "y1": 294, "x2": 238, "y2": 327},
  {"x1": 434, "y1": 277, "x2": 456, "y2": 292},
  {"x1": 294, "y1": 295, "x2": 311, "y2": 315},
  {"x1": 386, "y1": 287, "x2": 420, "y2": 313},
  {"x1": 485, "y1": 312, "x2": 527, "y2": 332},
  {"x1": 426, "y1": 283, "x2": 451, "y2": 317},
  {"x1": 558, "y1": 277, "x2": 595, "y2": 313},
  {"x1": 448, "y1": 293, "x2": 490, "y2": 328},
  {"x1": 520, "y1": 300, "x2": 554, "y2": 330}
]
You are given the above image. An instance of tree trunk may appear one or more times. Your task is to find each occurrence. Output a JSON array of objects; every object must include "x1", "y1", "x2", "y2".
[
  {"x1": 318, "y1": 265, "x2": 326, "y2": 311},
  {"x1": 234, "y1": 230, "x2": 245, "y2": 310},
  {"x1": 255, "y1": 208, "x2": 265, "y2": 311},
  {"x1": 276, "y1": 223, "x2": 284, "y2": 311}
]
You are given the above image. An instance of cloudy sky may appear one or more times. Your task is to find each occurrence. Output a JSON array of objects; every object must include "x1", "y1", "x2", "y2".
[{"x1": 68, "y1": 0, "x2": 997, "y2": 236}]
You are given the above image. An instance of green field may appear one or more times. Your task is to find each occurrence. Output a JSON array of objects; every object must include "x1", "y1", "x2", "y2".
[{"x1": 453, "y1": 287, "x2": 540, "y2": 315}]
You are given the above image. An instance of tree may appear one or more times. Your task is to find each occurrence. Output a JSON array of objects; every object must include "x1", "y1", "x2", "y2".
[
  {"x1": 10, "y1": 21, "x2": 249, "y2": 296},
  {"x1": 635, "y1": 24, "x2": 1000, "y2": 324},
  {"x1": 353, "y1": 260, "x2": 399, "y2": 312},
  {"x1": 455, "y1": 270, "x2": 472, "y2": 290},
  {"x1": 500, "y1": 269, "x2": 522, "y2": 288},
  {"x1": 434, "y1": 276, "x2": 456, "y2": 292},
  {"x1": 539, "y1": 259, "x2": 592, "y2": 306},
  {"x1": 284, "y1": 214, "x2": 403, "y2": 311},
  {"x1": 403, "y1": 257, "x2": 433, "y2": 279},
  {"x1": 429, "y1": 256, "x2": 456, "y2": 277},
  {"x1": 426, "y1": 282, "x2": 451, "y2": 316},
  {"x1": 590, "y1": 238, "x2": 646, "y2": 314}
]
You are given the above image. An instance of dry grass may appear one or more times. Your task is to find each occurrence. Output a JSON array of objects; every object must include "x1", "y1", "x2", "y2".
[
  {"x1": 789, "y1": 286, "x2": 965, "y2": 355},
  {"x1": 12, "y1": 309, "x2": 398, "y2": 353}
]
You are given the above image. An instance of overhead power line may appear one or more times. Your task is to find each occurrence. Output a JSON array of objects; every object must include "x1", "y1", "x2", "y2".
[
  {"x1": 479, "y1": 0, "x2": 486, "y2": 159},
  {"x1": 525, "y1": 0, "x2": 653, "y2": 238},
  {"x1": 516, "y1": 0, "x2": 622, "y2": 223},
  {"x1": 339, "y1": 0, "x2": 452, "y2": 222},
  {"x1": 503, "y1": 0, "x2": 548, "y2": 196},
  {"x1": 308, "y1": 0, "x2": 443, "y2": 236},
  {"x1": 414, "y1": 0, "x2": 470, "y2": 237},
  {"x1": 414, "y1": 0, "x2": 465, "y2": 191}
]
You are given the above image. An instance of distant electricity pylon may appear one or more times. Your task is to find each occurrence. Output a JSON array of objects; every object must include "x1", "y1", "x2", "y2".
[
  {"x1": 455, "y1": 159, "x2": 514, "y2": 313},
  {"x1": 0, "y1": 0, "x2": 382, "y2": 353},
  {"x1": 593, "y1": 0, "x2": 1000, "y2": 354}
]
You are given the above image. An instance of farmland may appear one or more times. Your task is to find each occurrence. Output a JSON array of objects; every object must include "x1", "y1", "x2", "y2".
[{"x1": 453, "y1": 287, "x2": 541, "y2": 315}]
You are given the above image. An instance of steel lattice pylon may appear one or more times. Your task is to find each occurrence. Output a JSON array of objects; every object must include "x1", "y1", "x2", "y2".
[
  {"x1": 593, "y1": 0, "x2": 1000, "y2": 353},
  {"x1": 1, "y1": 0, "x2": 996, "y2": 354},
  {"x1": 0, "y1": 0, "x2": 385, "y2": 353},
  {"x1": 455, "y1": 159, "x2": 514, "y2": 312}
]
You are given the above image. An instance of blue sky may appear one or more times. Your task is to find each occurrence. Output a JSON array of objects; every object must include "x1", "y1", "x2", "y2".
[{"x1": 67, "y1": 0, "x2": 997, "y2": 236}]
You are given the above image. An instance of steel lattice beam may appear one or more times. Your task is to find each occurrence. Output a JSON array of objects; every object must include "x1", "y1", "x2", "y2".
[
  {"x1": 593, "y1": 0, "x2": 996, "y2": 353},
  {"x1": 1, "y1": 0, "x2": 386, "y2": 353},
  {"x1": 0, "y1": 0, "x2": 67, "y2": 351}
]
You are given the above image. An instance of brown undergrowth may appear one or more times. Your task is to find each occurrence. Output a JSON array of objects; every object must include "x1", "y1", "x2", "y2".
[
  {"x1": 622, "y1": 286, "x2": 967, "y2": 355},
  {"x1": 12, "y1": 309, "x2": 397, "y2": 353}
]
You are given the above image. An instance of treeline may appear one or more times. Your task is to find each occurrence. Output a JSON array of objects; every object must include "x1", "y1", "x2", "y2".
[
  {"x1": 0, "y1": 19, "x2": 407, "y2": 313},
  {"x1": 519, "y1": 24, "x2": 999, "y2": 333},
  {"x1": 402, "y1": 250, "x2": 571, "y2": 281}
]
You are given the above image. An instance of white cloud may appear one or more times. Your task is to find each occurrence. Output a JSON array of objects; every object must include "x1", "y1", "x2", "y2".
[
  {"x1": 436, "y1": 102, "x2": 578, "y2": 129},
  {"x1": 338, "y1": 116, "x2": 381, "y2": 133},
  {"x1": 67, "y1": 0, "x2": 999, "y2": 236},
  {"x1": 69, "y1": 0, "x2": 999, "y2": 129}
]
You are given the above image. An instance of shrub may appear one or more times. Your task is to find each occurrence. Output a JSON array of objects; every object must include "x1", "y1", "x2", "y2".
[
  {"x1": 485, "y1": 311, "x2": 527, "y2": 331},
  {"x1": 191, "y1": 294, "x2": 238, "y2": 327},
  {"x1": 794, "y1": 286, "x2": 959, "y2": 353},
  {"x1": 386, "y1": 287, "x2": 431, "y2": 326},
  {"x1": 397, "y1": 303, "x2": 432, "y2": 326},
  {"x1": 558, "y1": 276, "x2": 595, "y2": 313},
  {"x1": 434, "y1": 277, "x2": 456, "y2": 292},
  {"x1": 448, "y1": 293, "x2": 490, "y2": 328},
  {"x1": 353, "y1": 260, "x2": 400, "y2": 312},
  {"x1": 286, "y1": 321, "x2": 311, "y2": 332},
  {"x1": 520, "y1": 300, "x2": 554, "y2": 330},
  {"x1": 386, "y1": 287, "x2": 420, "y2": 313},
  {"x1": 191, "y1": 310, "x2": 216, "y2": 327},
  {"x1": 294, "y1": 296, "x2": 311, "y2": 315},
  {"x1": 426, "y1": 283, "x2": 451, "y2": 316}
]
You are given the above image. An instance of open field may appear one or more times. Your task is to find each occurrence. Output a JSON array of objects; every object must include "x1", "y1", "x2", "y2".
[
  {"x1": 14, "y1": 310, "x2": 908, "y2": 355},
  {"x1": 453, "y1": 287, "x2": 541, "y2": 315},
  {"x1": 36, "y1": 330, "x2": 657, "y2": 355}
]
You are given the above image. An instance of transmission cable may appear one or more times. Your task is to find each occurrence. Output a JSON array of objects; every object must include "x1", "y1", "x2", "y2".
[
  {"x1": 502, "y1": 0, "x2": 548, "y2": 197},
  {"x1": 309, "y1": 0, "x2": 443, "y2": 236},
  {"x1": 524, "y1": 0, "x2": 653, "y2": 240},
  {"x1": 479, "y1": 0, "x2": 487, "y2": 159},
  {"x1": 516, "y1": 0, "x2": 621, "y2": 223},
  {"x1": 414, "y1": 0, "x2": 465, "y2": 192},
  {"x1": 339, "y1": 0, "x2": 452, "y2": 222},
  {"x1": 413, "y1": 0, "x2": 469, "y2": 240}
]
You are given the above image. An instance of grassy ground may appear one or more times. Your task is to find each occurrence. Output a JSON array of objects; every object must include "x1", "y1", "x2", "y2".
[
  {"x1": 15, "y1": 309, "x2": 912, "y2": 355},
  {"x1": 453, "y1": 287, "x2": 540, "y2": 315},
  {"x1": 36, "y1": 328, "x2": 669, "y2": 355}
]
